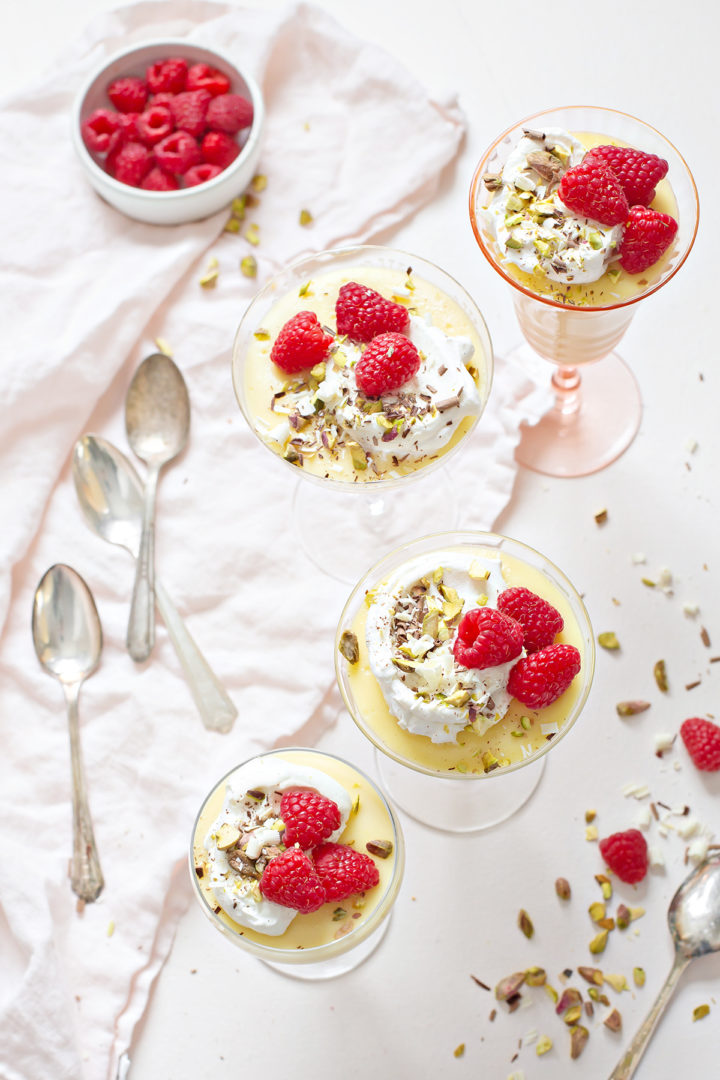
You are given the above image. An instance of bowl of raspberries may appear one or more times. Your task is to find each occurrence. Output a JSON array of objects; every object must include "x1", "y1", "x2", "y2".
[{"x1": 73, "y1": 40, "x2": 264, "y2": 225}]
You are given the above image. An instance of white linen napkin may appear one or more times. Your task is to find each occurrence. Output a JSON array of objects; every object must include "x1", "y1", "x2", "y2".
[{"x1": 0, "y1": 3, "x2": 550, "y2": 1078}]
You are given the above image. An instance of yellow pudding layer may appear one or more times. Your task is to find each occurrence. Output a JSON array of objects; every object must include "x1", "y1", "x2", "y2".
[
  {"x1": 345, "y1": 547, "x2": 586, "y2": 776},
  {"x1": 493, "y1": 132, "x2": 679, "y2": 308},
  {"x1": 242, "y1": 266, "x2": 487, "y2": 481},
  {"x1": 193, "y1": 750, "x2": 398, "y2": 952}
]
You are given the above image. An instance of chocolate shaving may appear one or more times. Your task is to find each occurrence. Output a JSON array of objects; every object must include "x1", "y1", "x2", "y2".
[
  {"x1": 470, "y1": 975, "x2": 491, "y2": 991},
  {"x1": 701, "y1": 627, "x2": 711, "y2": 647}
]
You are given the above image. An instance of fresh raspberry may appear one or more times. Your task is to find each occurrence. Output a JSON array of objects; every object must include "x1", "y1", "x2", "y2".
[
  {"x1": 280, "y1": 789, "x2": 342, "y2": 849},
  {"x1": 312, "y1": 842, "x2": 379, "y2": 902},
  {"x1": 149, "y1": 92, "x2": 175, "y2": 107},
  {"x1": 496, "y1": 587, "x2": 564, "y2": 654},
  {"x1": 140, "y1": 166, "x2": 179, "y2": 191},
  {"x1": 617, "y1": 206, "x2": 678, "y2": 274},
  {"x1": 598, "y1": 829, "x2": 648, "y2": 885},
  {"x1": 106, "y1": 140, "x2": 153, "y2": 187},
  {"x1": 107, "y1": 76, "x2": 148, "y2": 114},
  {"x1": 259, "y1": 849, "x2": 326, "y2": 913},
  {"x1": 354, "y1": 332, "x2": 420, "y2": 396},
  {"x1": 270, "y1": 311, "x2": 334, "y2": 374},
  {"x1": 201, "y1": 131, "x2": 240, "y2": 169},
  {"x1": 335, "y1": 282, "x2": 410, "y2": 343},
  {"x1": 582, "y1": 145, "x2": 668, "y2": 207},
  {"x1": 186, "y1": 62, "x2": 231, "y2": 96},
  {"x1": 146, "y1": 57, "x2": 188, "y2": 95},
  {"x1": 81, "y1": 108, "x2": 120, "y2": 153},
  {"x1": 169, "y1": 89, "x2": 212, "y2": 137},
  {"x1": 136, "y1": 104, "x2": 174, "y2": 147},
  {"x1": 206, "y1": 93, "x2": 254, "y2": 134},
  {"x1": 154, "y1": 131, "x2": 202, "y2": 175},
  {"x1": 453, "y1": 607, "x2": 524, "y2": 670},
  {"x1": 680, "y1": 717, "x2": 720, "y2": 772},
  {"x1": 558, "y1": 160, "x2": 629, "y2": 227},
  {"x1": 507, "y1": 643, "x2": 581, "y2": 709},
  {"x1": 183, "y1": 163, "x2": 223, "y2": 187}
]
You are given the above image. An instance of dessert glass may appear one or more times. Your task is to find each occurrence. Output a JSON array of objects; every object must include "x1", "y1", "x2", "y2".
[
  {"x1": 335, "y1": 531, "x2": 594, "y2": 832},
  {"x1": 232, "y1": 245, "x2": 493, "y2": 581},
  {"x1": 190, "y1": 747, "x2": 405, "y2": 980},
  {"x1": 469, "y1": 107, "x2": 699, "y2": 477}
]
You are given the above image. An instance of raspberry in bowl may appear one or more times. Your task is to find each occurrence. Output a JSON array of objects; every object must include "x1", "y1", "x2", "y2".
[
  {"x1": 469, "y1": 107, "x2": 698, "y2": 477},
  {"x1": 73, "y1": 40, "x2": 264, "y2": 225},
  {"x1": 190, "y1": 748, "x2": 404, "y2": 978},
  {"x1": 232, "y1": 245, "x2": 493, "y2": 580},
  {"x1": 335, "y1": 531, "x2": 594, "y2": 832}
]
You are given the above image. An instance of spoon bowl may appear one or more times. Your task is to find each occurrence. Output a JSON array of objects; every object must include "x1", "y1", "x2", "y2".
[{"x1": 32, "y1": 565, "x2": 104, "y2": 902}]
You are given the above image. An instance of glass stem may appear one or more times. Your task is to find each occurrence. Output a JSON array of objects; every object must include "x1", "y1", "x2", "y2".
[{"x1": 551, "y1": 365, "x2": 581, "y2": 416}]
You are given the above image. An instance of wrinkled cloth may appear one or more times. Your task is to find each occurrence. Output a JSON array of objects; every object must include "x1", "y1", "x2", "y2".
[{"x1": 0, "y1": 3, "x2": 549, "y2": 1078}]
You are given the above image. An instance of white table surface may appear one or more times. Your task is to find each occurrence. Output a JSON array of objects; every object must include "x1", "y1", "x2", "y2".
[{"x1": 4, "y1": 1, "x2": 719, "y2": 1078}]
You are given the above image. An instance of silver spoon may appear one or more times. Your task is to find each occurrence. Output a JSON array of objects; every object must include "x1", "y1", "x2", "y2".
[
  {"x1": 125, "y1": 353, "x2": 190, "y2": 662},
  {"x1": 73, "y1": 435, "x2": 237, "y2": 734},
  {"x1": 610, "y1": 853, "x2": 720, "y2": 1079},
  {"x1": 32, "y1": 565, "x2": 104, "y2": 902}
]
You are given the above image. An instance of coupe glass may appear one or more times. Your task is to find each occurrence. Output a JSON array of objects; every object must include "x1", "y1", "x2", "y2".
[
  {"x1": 190, "y1": 747, "x2": 405, "y2": 980},
  {"x1": 232, "y1": 245, "x2": 493, "y2": 581},
  {"x1": 469, "y1": 107, "x2": 699, "y2": 477},
  {"x1": 335, "y1": 531, "x2": 595, "y2": 832}
]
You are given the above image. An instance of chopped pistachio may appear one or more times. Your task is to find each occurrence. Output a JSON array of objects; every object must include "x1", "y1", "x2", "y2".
[
  {"x1": 616, "y1": 904, "x2": 631, "y2": 930},
  {"x1": 422, "y1": 611, "x2": 440, "y2": 638},
  {"x1": 525, "y1": 966, "x2": 547, "y2": 987},
  {"x1": 589, "y1": 929, "x2": 609, "y2": 955},
  {"x1": 641, "y1": 577, "x2": 656, "y2": 588},
  {"x1": 244, "y1": 224, "x2": 260, "y2": 246},
  {"x1": 693, "y1": 1004, "x2": 710, "y2": 1021},
  {"x1": 654, "y1": 659, "x2": 669, "y2": 692},
  {"x1": 594, "y1": 508, "x2": 608, "y2": 524},
  {"x1": 596, "y1": 874, "x2": 613, "y2": 901},
  {"x1": 231, "y1": 195, "x2": 247, "y2": 218},
  {"x1": 495, "y1": 972, "x2": 526, "y2": 1001},
  {"x1": 587, "y1": 230, "x2": 604, "y2": 251},
  {"x1": 481, "y1": 751, "x2": 499, "y2": 773},
  {"x1": 578, "y1": 966, "x2": 604, "y2": 986},
  {"x1": 598, "y1": 631, "x2": 620, "y2": 650},
  {"x1": 310, "y1": 362, "x2": 326, "y2": 381},
  {"x1": 585, "y1": 809, "x2": 597, "y2": 823},
  {"x1": 366, "y1": 839, "x2": 393, "y2": 858},
  {"x1": 505, "y1": 193, "x2": 525, "y2": 212},
  {"x1": 216, "y1": 823, "x2": 241, "y2": 851},
  {"x1": 570, "y1": 1025, "x2": 589, "y2": 1060},
  {"x1": 633, "y1": 967, "x2": 646, "y2": 987},
  {"x1": 505, "y1": 236, "x2": 524, "y2": 250},
  {"x1": 629, "y1": 906, "x2": 646, "y2": 921},
  {"x1": 338, "y1": 630, "x2": 359, "y2": 664},
  {"x1": 348, "y1": 442, "x2": 367, "y2": 471},
  {"x1": 468, "y1": 560, "x2": 490, "y2": 581},
  {"x1": 556, "y1": 988, "x2": 582, "y2": 1015},
  {"x1": 250, "y1": 173, "x2": 267, "y2": 192},
  {"x1": 520, "y1": 715, "x2": 532, "y2": 731},
  {"x1": 607, "y1": 267, "x2": 622, "y2": 283},
  {"x1": 240, "y1": 255, "x2": 257, "y2": 278},
  {"x1": 445, "y1": 689, "x2": 471, "y2": 707},
  {"x1": 604, "y1": 973, "x2": 628, "y2": 993},
  {"x1": 298, "y1": 280, "x2": 312, "y2": 297},
  {"x1": 616, "y1": 700, "x2": 651, "y2": 716},
  {"x1": 588, "y1": 986, "x2": 610, "y2": 1005},
  {"x1": 604, "y1": 1008, "x2": 622, "y2": 1032},
  {"x1": 199, "y1": 269, "x2": 219, "y2": 288},
  {"x1": 299, "y1": 209, "x2": 313, "y2": 226},
  {"x1": 555, "y1": 877, "x2": 571, "y2": 900},
  {"x1": 224, "y1": 217, "x2": 241, "y2": 233},
  {"x1": 544, "y1": 984, "x2": 559, "y2": 1004},
  {"x1": 589, "y1": 901, "x2": 606, "y2": 923},
  {"x1": 332, "y1": 907, "x2": 348, "y2": 921},
  {"x1": 586, "y1": 826, "x2": 599, "y2": 841},
  {"x1": 518, "y1": 909, "x2": 534, "y2": 939},
  {"x1": 564, "y1": 1005, "x2": 583, "y2": 1025},
  {"x1": 107, "y1": 919, "x2": 115, "y2": 938},
  {"x1": 475, "y1": 594, "x2": 488, "y2": 607},
  {"x1": 536, "y1": 1035, "x2": 552, "y2": 1056},
  {"x1": 453, "y1": 1044, "x2": 465, "y2": 1059}
]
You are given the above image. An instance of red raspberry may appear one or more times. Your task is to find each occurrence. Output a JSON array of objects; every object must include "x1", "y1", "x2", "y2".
[
  {"x1": 107, "y1": 76, "x2": 148, "y2": 114},
  {"x1": 154, "y1": 131, "x2": 202, "y2": 175},
  {"x1": 618, "y1": 206, "x2": 678, "y2": 274},
  {"x1": 496, "y1": 587, "x2": 564, "y2": 654},
  {"x1": 335, "y1": 282, "x2": 410, "y2": 343},
  {"x1": 81, "y1": 109, "x2": 120, "y2": 153},
  {"x1": 259, "y1": 849, "x2": 326, "y2": 913},
  {"x1": 354, "y1": 332, "x2": 420, "y2": 396},
  {"x1": 312, "y1": 842, "x2": 379, "y2": 902},
  {"x1": 136, "y1": 104, "x2": 174, "y2": 147},
  {"x1": 169, "y1": 89, "x2": 211, "y2": 137},
  {"x1": 280, "y1": 789, "x2": 342, "y2": 849},
  {"x1": 206, "y1": 93, "x2": 254, "y2": 134},
  {"x1": 183, "y1": 163, "x2": 223, "y2": 187},
  {"x1": 140, "y1": 167, "x2": 179, "y2": 191},
  {"x1": 149, "y1": 92, "x2": 175, "y2": 107},
  {"x1": 582, "y1": 145, "x2": 668, "y2": 207},
  {"x1": 186, "y1": 62, "x2": 231, "y2": 96},
  {"x1": 507, "y1": 643, "x2": 581, "y2": 709},
  {"x1": 270, "y1": 311, "x2": 334, "y2": 374},
  {"x1": 558, "y1": 160, "x2": 629, "y2": 226},
  {"x1": 146, "y1": 57, "x2": 187, "y2": 95},
  {"x1": 201, "y1": 131, "x2": 240, "y2": 169},
  {"x1": 680, "y1": 717, "x2": 720, "y2": 772},
  {"x1": 598, "y1": 829, "x2": 648, "y2": 885},
  {"x1": 453, "y1": 607, "x2": 524, "y2": 670},
  {"x1": 106, "y1": 140, "x2": 153, "y2": 187}
]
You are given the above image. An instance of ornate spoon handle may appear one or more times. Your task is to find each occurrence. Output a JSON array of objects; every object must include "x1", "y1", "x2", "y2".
[
  {"x1": 608, "y1": 952, "x2": 689, "y2": 1079},
  {"x1": 64, "y1": 683, "x2": 103, "y2": 902},
  {"x1": 127, "y1": 463, "x2": 158, "y2": 661}
]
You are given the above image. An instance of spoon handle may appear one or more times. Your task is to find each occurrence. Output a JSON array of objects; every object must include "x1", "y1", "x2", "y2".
[
  {"x1": 155, "y1": 580, "x2": 237, "y2": 733},
  {"x1": 127, "y1": 464, "x2": 159, "y2": 662},
  {"x1": 64, "y1": 683, "x2": 104, "y2": 902},
  {"x1": 608, "y1": 951, "x2": 690, "y2": 1079}
]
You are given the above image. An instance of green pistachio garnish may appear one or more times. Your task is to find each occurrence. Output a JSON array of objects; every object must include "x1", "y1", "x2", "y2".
[
  {"x1": 525, "y1": 966, "x2": 547, "y2": 986},
  {"x1": 299, "y1": 209, "x2": 313, "y2": 226},
  {"x1": 654, "y1": 659, "x2": 669, "y2": 692},
  {"x1": 604, "y1": 973, "x2": 627, "y2": 993},
  {"x1": 589, "y1": 901, "x2": 606, "y2": 923},
  {"x1": 505, "y1": 236, "x2": 524, "y2": 250},
  {"x1": 505, "y1": 193, "x2": 525, "y2": 212},
  {"x1": 693, "y1": 1004, "x2": 710, "y2": 1021},
  {"x1": 587, "y1": 230, "x2": 604, "y2": 250},
  {"x1": 366, "y1": 839, "x2": 392, "y2": 858},
  {"x1": 518, "y1": 909, "x2": 534, "y2": 939},
  {"x1": 338, "y1": 630, "x2": 360, "y2": 665},
  {"x1": 604, "y1": 1008, "x2": 622, "y2": 1032},
  {"x1": 589, "y1": 929, "x2": 609, "y2": 955},
  {"x1": 224, "y1": 217, "x2": 241, "y2": 233},
  {"x1": 555, "y1": 877, "x2": 571, "y2": 900},
  {"x1": 633, "y1": 967, "x2": 646, "y2": 987},
  {"x1": 598, "y1": 631, "x2": 620, "y2": 650},
  {"x1": 536, "y1": 1035, "x2": 552, "y2": 1056}
]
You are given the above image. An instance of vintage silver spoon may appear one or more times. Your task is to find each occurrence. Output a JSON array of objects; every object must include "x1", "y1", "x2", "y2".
[
  {"x1": 73, "y1": 435, "x2": 237, "y2": 734},
  {"x1": 610, "y1": 853, "x2": 720, "y2": 1079},
  {"x1": 32, "y1": 565, "x2": 104, "y2": 902},
  {"x1": 125, "y1": 353, "x2": 190, "y2": 662}
]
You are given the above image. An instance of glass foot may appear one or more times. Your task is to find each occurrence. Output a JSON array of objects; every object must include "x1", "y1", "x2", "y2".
[
  {"x1": 511, "y1": 345, "x2": 642, "y2": 477},
  {"x1": 260, "y1": 913, "x2": 392, "y2": 980},
  {"x1": 293, "y1": 469, "x2": 459, "y2": 583},
  {"x1": 374, "y1": 749, "x2": 546, "y2": 833}
]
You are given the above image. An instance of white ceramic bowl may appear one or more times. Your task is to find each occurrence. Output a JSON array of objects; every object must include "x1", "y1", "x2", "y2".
[{"x1": 72, "y1": 39, "x2": 265, "y2": 225}]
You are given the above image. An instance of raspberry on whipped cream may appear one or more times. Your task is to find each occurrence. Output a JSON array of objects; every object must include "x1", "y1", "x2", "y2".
[{"x1": 480, "y1": 127, "x2": 624, "y2": 285}]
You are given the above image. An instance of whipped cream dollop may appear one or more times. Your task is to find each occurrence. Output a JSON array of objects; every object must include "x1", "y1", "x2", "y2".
[
  {"x1": 366, "y1": 553, "x2": 519, "y2": 744},
  {"x1": 480, "y1": 127, "x2": 623, "y2": 285},
  {"x1": 260, "y1": 311, "x2": 479, "y2": 470},
  {"x1": 203, "y1": 757, "x2": 351, "y2": 936}
]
